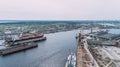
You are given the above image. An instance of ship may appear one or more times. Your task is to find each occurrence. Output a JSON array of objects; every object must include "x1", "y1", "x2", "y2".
[
  {"x1": 65, "y1": 53, "x2": 76, "y2": 67},
  {"x1": 0, "y1": 33, "x2": 46, "y2": 55},
  {"x1": 19, "y1": 33, "x2": 44, "y2": 40},
  {"x1": 7, "y1": 33, "x2": 46, "y2": 45}
]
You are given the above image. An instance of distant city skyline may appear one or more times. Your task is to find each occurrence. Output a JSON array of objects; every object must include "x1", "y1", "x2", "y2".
[{"x1": 0, "y1": 0, "x2": 120, "y2": 20}]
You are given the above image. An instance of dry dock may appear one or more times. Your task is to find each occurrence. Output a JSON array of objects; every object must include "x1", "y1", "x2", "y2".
[
  {"x1": 0, "y1": 43, "x2": 38, "y2": 55},
  {"x1": 76, "y1": 44, "x2": 82, "y2": 67},
  {"x1": 76, "y1": 43, "x2": 96, "y2": 67},
  {"x1": 76, "y1": 32, "x2": 99, "y2": 67}
]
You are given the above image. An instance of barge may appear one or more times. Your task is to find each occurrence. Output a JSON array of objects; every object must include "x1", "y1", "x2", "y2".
[{"x1": 0, "y1": 42, "x2": 38, "y2": 55}]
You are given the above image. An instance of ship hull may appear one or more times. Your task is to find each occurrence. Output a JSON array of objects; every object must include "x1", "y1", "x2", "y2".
[{"x1": 8, "y1": 37, "x2": 46, "y2": 45}]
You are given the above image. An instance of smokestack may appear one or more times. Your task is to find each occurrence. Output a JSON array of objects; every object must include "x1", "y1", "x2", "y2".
[{"x1": 91, "y1": 27, "x2": 93, "y2": 34}]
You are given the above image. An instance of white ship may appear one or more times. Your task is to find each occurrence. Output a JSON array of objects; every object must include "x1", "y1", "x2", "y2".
[{"x1": 65, "y1": 53, "x2": 76, "y2": 67}]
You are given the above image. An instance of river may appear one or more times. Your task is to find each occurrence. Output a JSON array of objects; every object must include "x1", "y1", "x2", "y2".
[
  {"x1": 0, "y1": 29, "x2": 119, "y2": 67},
  {"x1": 0, "y1": 30, "x2": 80, "y2": 67}
]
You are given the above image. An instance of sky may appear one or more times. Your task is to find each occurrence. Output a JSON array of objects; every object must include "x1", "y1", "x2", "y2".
[{"x1": 0, "y1": 0, "x2": 120, "y2": 20}]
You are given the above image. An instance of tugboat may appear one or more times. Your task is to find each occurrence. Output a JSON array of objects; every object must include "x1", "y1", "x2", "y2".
[
  {"x1": 75, "y1": 34, "x2": 78, "y2": 39},
  {"x1": 65, "y1": 53, "x2": 76, "y2": 67}
]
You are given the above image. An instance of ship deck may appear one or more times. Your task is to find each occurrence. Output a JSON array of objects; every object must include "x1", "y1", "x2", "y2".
[
  {"x1": 76, "y1": 43, "x2": 92, "y2": 67},
  {"x1": 76, "y1": 41, "x2": 99, "y2": 67}
]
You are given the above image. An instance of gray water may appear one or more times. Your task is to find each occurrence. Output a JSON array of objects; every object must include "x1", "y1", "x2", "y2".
[
  {"x1": 0, "y1": 29, "x2": 119, "y2": 67},
  {"x1": 0, "y1": 30, "x2": 80, "y2": 67}
]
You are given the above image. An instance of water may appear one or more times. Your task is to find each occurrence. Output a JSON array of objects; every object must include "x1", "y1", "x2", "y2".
[
  {"x1": 0, "y1": 29, "x2": 119, "y2": 67},
  {"x1": 0, "y1": 30, "x2": 80, "y2": 67},
  {"x1": 109, "y1": 29, "x2": 120, "y2": 34}
]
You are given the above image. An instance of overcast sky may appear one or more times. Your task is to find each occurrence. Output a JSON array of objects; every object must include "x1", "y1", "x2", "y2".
[{"x1": 0, "y1": 0, "x2": 120, "y2": 20}]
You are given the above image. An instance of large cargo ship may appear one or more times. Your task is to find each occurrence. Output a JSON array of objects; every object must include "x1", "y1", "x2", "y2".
[
  {"x1": 19, "y1": 33, "x2": 44, "y2": 40},
  {"x1": 7, "y1": 33, "x2": 46, "y2": 45}
]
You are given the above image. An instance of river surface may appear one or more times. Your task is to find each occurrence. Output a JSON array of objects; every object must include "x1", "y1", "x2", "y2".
[
  {"x1": 0, "y1": 30, "x2": 80, "y2": 67},
  {"x1": 0, "y1": 29, "x2": 119, "y2": 67}
]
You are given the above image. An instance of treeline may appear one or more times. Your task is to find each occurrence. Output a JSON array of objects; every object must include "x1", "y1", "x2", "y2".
[{"x1": 0, "y1": 20, "x2": 120, "y2": 25}]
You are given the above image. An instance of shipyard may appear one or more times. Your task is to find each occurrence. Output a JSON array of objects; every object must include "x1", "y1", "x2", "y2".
[
  {"x1": 65, "y1": 25, "x2": 120, "y2": 67},
  {"x1": 0, "y1": 32, "x2": 46, "y2": 55},
  {"x1": 74, "y1": 27, "x2": 120, "y2": 67},
  {"x1": 87, "y1": 29, "x2": 120, "y2": 67},
  {"x1": 1, "y1": 21, "x2": 120, "y2": 67},
  {"x1": 1, "y1": 0, "x2": 120, "y2": 66}
]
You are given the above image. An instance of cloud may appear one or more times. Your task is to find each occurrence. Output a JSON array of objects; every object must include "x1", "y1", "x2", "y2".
[{"x1": 0, "y1": 0, "x2": 120, "y2": 20}]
